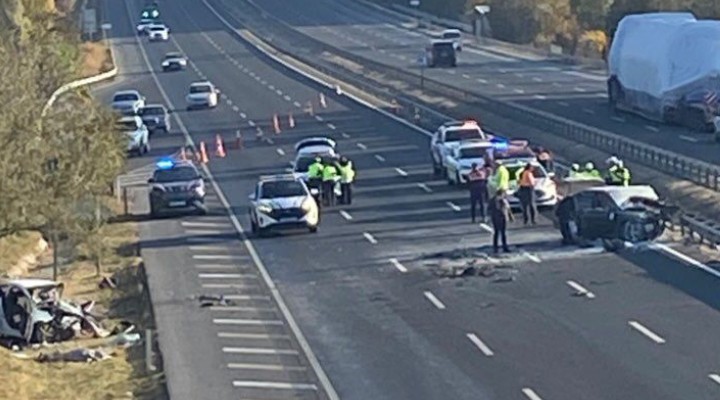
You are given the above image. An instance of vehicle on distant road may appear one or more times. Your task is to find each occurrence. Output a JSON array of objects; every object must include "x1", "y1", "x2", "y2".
[
  {"x1": 294, "y1": 137, "x2": 337, "y2": 154},
  {"x1": 117, "y1": 115, "x2": 150, "y2": 156},
  {"x1": 186, "y1": 81, "x2": 219, "y2": 109},
  {"x1": 444, "y1": 139, "x2": 493, "y2": 184},
  {"x1": 248, "y1": 174, "x2": 319, "y2": 235},
  {"x1": 147, "y1": 24, "x2": 169, "y2": 41},
  {"x1": 431, "y1": 120, "x2": 488, "y2": 174},
  {"x1": 554, "y1": 185, "x2": 678, "y2": 249},
  {"x1": 147, "y1": 159, "x2": 206, "y2": 217},
  {"x1": 136, "y1": 18, "x2": 155, "y2": 34},
  {"x1": 441, "y1": 29, "x2": 462, "y2": 52},
  {"x1": 425, "y1": 39, "x2": 456, "y2": 68},
  {"x1": 111, "y1": 90, "x2": 145, "y2": 115},
  {"x1": 161, "y1": 52, "x2": 187, "y2": 71},
  {"x1": 138, "y1": 104, "x2": 170, "y2": 134}
]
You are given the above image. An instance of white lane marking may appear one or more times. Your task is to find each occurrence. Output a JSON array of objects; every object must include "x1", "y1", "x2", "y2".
[
  {"x1": 395, "y1": 167, "x2": 408, "y2": 176},
  {"x1": 644, "y1": 125, "x2": 660, "y2": 132},
  {"x1": 573, "y1": 86, "x2": 587, "y2": 92},
  {"x1": 649, "y1": 243, "x2": 720, "y2": 279},
  {"x1": 228, "y1": 363, "x2": 306, "y2": 372},
  {"x1": 185, "y1": 229, "x2": 225, "y2": 235},
  {"x1": 446, "y1": 201, "x2": 461, "y2": 212},
  {"x1": 466, "y1": 333, "x2": 494, "y2": 357},
  {"x1": 182, "y1": 221, "x2": 228, "y2": 228},
  {"x1": 284, "y1": 95, "x2": 292, "y2": 101},
  {"x1": 611, "y1": 116, "x2": 625, "y2": 123},
  {"x1": 232, "y1": 381, "x2": 317, "y2": 391},
  {"x1": 268, "y1": 84, "x2": 275, "y2": 90},
  {"x1": 223, "y1": 295, "x2": 271, "y2": 301},
  {"x1": 532, "y1": 77, "x2": 543, "y2": 82},
  {"x1": 223, "y1": 347, "x2": 297, "y2": 355},
  {"x1": 522, "y1": 388, "x2": 544, "y2": 400},
  {"x1": 226, "y1": 98, "x2": 233, "y2": 105},
  {"x1": 423, "y1": 291, "x2": 446, "y2": 310},
  {"x1": 515, "y1": 73, "x2": 524, "y2": 78},
  {"x1": 679, "y1": 135, "x2": 698, "y2": 143},
  {"x1": 583, "y1": 108, "x2": 595, "y2": 114},
  {"x1": 192, "y1": 255, "x2": 245, "y2": 260},
  {"x1": 339, "y1": 210, "x2": 353, "y2": 220},
  {"x1": 389, "y1": 258, "x2": 407, "y2": 273},
  {"x1": 293, "y1": 101, "x2": 302, "y2": 107},
  {"x1": 479, "y1": 223, "x2": 493, "y2": 233},
  {"x1": 218, "y1": 332, "x2": 289, "y2": 340},
  {"x1": 276, "y1": 148, "x2": 286, "y2": 155},
  {"x1": 477, "y1": 78, "x2": 488, "y2": 84},
  {"x1": 276, "y1": 89, "x2": 283, "y2": 96},
  {"x1": 521, "y1": 251, "x2": 541, "y2": 263},
  {"x1": 374, "y1": 154, "x2": 386, "y2": 162},
  {"x1": 209, "y1": 306, "x2": 276, "y2": 312},
  {"x1": 566, "y1": 280, "x2": 596, "y2": 299},
  {"x1": 189, "y1": 245, "x2": 228, "y2": 251},
  {"x1": 447, "y1": 70, "x2": 456, "y2": 75},
  {"x1": 513, "y1": 88, "x2": 525, "y2": 94},
  {"x1": 215, "y1": 319, "x2": 283, "y2": 326},
  {"x1": 198, "y1": 273, "x2": 257, "y2": 279},
  {"x1": 628, "y1": 321, "x2": 666, "y2": 344},
  {"x1": 248, "y1": 120, "x2": 256, "y2": 127},
  {"x1": 496, "y1": 83, "x2": 506, "y2": 89},
  {"x1": 462, "y1": 74, "x2": 470, "y2": 79},
  {"x1": 558, "y1": 101, "x2": 570, "y2": 107},
  {"x1": 315, "y1": 115, "x2": 324, "y2": 121},
  {"x1": 232, "y1": 105, "x2": 239, "y2": 112},
  {"x1": 363, "y1": 232, "x2": 378, "y2": 244},
  {"x1": 195, "y1": 264, "x2": 237, "y2": 270},
  {"x1": 708, "y1": 374, "x2": 720, "y2": 386},
  {"x1": 356, "y1": 142, "x2": 367, "y2": 150},
  {"x1": 341, "y1": 132, "x2": 350, "y2": 138},
  {"x1": 327, "y1": 123, "x2": 336, "y2": 130},
  {"x1": 533, "y1": 94, "x2": 547, "y2": 100},
  {"x1": 564, "y1": 70, "x2": 606, "y2": 81},
  {"x1": 239, "y1": 112, "x2": 247, "y2": 118},
  {"x1": 202, "y1": 283, "x2": 255, "y2": 289},
  {"x1": 417, "y1": 183, "x2": 432, "y2": 193}
]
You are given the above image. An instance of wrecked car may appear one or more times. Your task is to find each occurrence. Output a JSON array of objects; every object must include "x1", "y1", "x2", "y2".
[
  {"x1": 0, "y1": 278, "x2": 106, "y2": 345},
  {"x1": 554, "y1": 185, "x2": 679, "y2": 249}
]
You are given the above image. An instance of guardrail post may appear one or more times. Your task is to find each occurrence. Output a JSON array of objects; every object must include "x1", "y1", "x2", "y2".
[
  {"x1": 145, "y1": 328, "x2": 156, "y2": 373},
  {"x1": 122, "y1": 187, "x2": 128, "y2": 215}
]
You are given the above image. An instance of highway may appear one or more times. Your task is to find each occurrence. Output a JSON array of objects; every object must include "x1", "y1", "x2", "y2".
[
  {"x1": 94, "y1": 0, "x2": 720, "y2": 398},
  {"x1": 211, "y1": 0, "x2": 720, "y2": 168}
]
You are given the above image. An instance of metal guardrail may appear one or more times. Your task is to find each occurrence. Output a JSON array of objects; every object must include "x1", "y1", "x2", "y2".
[{"x1": 238, "y1": 0, "x2": 720, "y2": 194}]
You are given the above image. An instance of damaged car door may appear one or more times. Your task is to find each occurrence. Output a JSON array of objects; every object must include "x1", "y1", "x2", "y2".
[{"x1": 577, "y1": 191, "x2": 618, "y2": 240}]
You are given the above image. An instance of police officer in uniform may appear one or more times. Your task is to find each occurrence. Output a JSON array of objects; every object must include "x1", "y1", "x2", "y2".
[
  {"x1": 338, "y1": 156, "x2": 355, "y2": 205},
  {"x1": 307, "y1": 156, "x2": 324, "y2": 204},
  {"x1": 517, "y1": 163, "x2": 537, "y2": 225},
  {"x1": 321, "y1": 158, "x2": 339, "y2": 206},
  {"x1": 467, "y1": 162, "x2": 489, "y2": 223}
]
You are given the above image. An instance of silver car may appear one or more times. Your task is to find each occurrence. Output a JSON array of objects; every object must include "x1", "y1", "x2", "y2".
[
  {"x1": 111, "y1": 90, "x2": 146, "y2": 115},
  {"x1": 186, "y1": 81, "x2": 219, "y2": 109}
]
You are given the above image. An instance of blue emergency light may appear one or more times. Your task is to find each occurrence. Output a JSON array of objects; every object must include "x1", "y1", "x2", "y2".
[
  {"x1": 156, "y1": 158, "x2": 174, "y2": 170},
  {"x1": 490, "y1": 139, "x2": 509, "y2": 150}
]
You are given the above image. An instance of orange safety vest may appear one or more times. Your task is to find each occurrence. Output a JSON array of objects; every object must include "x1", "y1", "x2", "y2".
[{"x1": 519, "y1": 169, "x2": 535, "y2": 187}]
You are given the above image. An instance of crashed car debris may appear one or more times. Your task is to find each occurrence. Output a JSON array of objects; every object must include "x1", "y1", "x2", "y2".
[{"x1": 0, "y1": 278, "x2": 110, "y2": 346}]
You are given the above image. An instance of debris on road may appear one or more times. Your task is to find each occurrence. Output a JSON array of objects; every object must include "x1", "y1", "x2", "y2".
[{"x1": 195, "y1": 293, "x2": 236, "y2": 307}]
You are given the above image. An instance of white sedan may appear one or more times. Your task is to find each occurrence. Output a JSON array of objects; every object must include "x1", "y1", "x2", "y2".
[
  {"x1": 147, "y1": 24, "x2": 169, "y2": 41},
  {"x1": 248, "y1": 174, "x2": 319, "y2": 235},
  {"x1": 444, "y1": 140, "x2": 493, "y2": 184},
  {"x1": 186, "y1": 81, "x2": 219, "y2": 109},
  {"x1": 490, "y1": 159, "x2": 558, "y2": 208},
  {"x1": 136, "y1": 18, "x2": 155, "y2": 34}
]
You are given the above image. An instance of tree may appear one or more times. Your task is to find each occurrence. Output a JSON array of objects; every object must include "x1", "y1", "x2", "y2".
[{"x1": 571, "y1": 0, "x2": 612, "y2": 30}]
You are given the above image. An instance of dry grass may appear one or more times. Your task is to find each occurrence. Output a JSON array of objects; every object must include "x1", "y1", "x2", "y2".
[
  {"x1": 0, "y1": 231, "x2": 46, "y2": 276},
  {"x1": 0, "y1": 203, "x2": 167, "y2": 400},
  {"x1": 80, "y1": 41, "x2": 114, "y2": 78}
]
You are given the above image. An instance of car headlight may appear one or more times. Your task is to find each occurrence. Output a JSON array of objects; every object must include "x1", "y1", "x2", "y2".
[
  {"x1": 257, "y1": 204, "x2": 273, "y2": 214},
  {"x1": 301, "y1": 198, "x2": 314, "y2": 212}
]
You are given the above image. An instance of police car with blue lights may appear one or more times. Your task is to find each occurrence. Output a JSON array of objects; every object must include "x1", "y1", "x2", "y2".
[
  {"x1": 431, "y1": 120, "x2": 490, "y2": 175},
  {"x1": 248, "y1": 174, "x2": 320, "y2": 235},
  {"x1": 147, "y1": 159, "x2": 207, "y2": 217},
  {"x1": 488, "y1": 143, "x2": 559, "y2": 208}
]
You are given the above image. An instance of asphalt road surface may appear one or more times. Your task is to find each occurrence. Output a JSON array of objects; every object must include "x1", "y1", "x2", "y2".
[
  {"x1": 93, "y1": 0, "x2": 720, "y2": 398},
  {"x1": 214, "y1": 0, "x2": 720, "y2": 167}
]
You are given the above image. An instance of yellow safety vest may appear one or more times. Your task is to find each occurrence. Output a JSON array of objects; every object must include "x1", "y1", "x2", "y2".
[
  {"x1": 494, "y1": 165, "x2": 510, "y2": 191},
  {"x1": 322, "y1": 164, "x2": 338, "y2": 181},
  {"x1": 339, "y1": 162, "x2": 355, "y2": 183},
  {"x1": 307, "y1": 162, "x2": 323, "y2": 178}
]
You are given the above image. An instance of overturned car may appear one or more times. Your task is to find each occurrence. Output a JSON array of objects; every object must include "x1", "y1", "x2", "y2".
[{"x1": 554, "y1": 185, "x2": 679, "y2": 249}]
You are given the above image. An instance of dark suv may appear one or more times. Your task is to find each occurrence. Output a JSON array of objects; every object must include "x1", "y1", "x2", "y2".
[
  {"x1": 426, "y1": 40, "x2": 457, "y2": 68},
  {"x1": 147, "y1": 159, "x2": 207, "y2": 217}
]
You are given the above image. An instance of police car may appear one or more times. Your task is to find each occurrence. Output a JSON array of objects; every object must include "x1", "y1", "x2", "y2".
[
  {"x1": 147, "y1": 159, "x2": 207, "y2": 217},
  {"x1": 444, "y1": 140, "x2": 493, "y2": 184},
  {"x1": 488, "y1": 144, "x2": 558, "y2": 208},
  {"x1": 431, "y1": 120, "x2": 490, "y2": 175},
  {"x1": 248, "y1": 174, "x2": 319, "y2": 235}
]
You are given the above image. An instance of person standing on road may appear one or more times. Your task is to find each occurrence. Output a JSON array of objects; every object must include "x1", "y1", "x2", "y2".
[
  {"x1": 488, "y1": 189, "x2": 514, "y2": 253},
  {"x1": 518, "y1": 163, "x2": 537, "y2": 225},
  {"x1": 536, "y1": 147, "x2": 553, "y2": 171},
  {"x1": 491, "y1": 159, "x2": 510, "y2": 192},
  {"x1": 467, "y1": 162, "x2": 490, "y2": 223},
  {"x1": 307, "y1": 156, "x2": 324, "y2": 204},
  {"x1": 321, "y1": 158, "x2": 339, "y2": 206},
  {"x1": 338, "y1": 156, "x2": 355, "y2": 205}
]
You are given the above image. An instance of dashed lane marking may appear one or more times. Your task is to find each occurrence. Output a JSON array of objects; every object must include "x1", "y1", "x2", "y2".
[
  {"x1": 679, "y1": 135, "x2": 698, "y2": 143},
  {"x1": 533, "y1": 94, "x2": 547, "y2": 100},
  {"x1": 232, "y1": 381, "x2": 317, "y2": 391},
  {"x1": 629, "y1": 321, "x2": 666, "y2": 344},
  {"x1": 284, "y1": 95, "x2": 292, "y2": 101},
  {"x1": 708, "y1": 374, "x2": 720, "y2": 386},
  {"x1": 522, "y1": 388, "x2": 544, "y2": 400},
  {"x1": 192, "y1": 255, "x2": 246, "y2": 260},
  {"x1": 395, "y1": 168, "x2": 408, "y2": 176},
  {"x1": 218, "y1": 332, "x2": 290, "y2": 340},
  {"x1": 513, "y1": 88, "x2": 525, "y2": 94},
  {"x1": 341, "y1": 132, "x2": 350, "y2": 138},
  {"x1": 327, "y1": 123, "x2": 336, "y2": 130},
  {"x1": 223, "y1": 295, "x2": 271, "y2": 301},
  {"x1": 198, "y1": 273, "x2": 257, "y2": 279},
  {"x1": 293, "y1": 101, "x2": 302, "y2": 107},
  {"x1": 583, "y1": 108, "x2": 595, "y2": 114},
  {"x1": 195, "y1": 264, "x2": 238, "y2": 270},
  {"x1": 479, "y1": 223, "x2": 493, "y2": 233},
  {"x1": 268, "y1": 84, "x2": 275, "y2": 90},
  {"x1": 446, "y1": 201, "x2": 461, "y2": 212},
  {"x1": 496, "y1": 83, "x2": 506, "y2": 89},
  {"x1": 566, "y1": 280, "x2": 596, "y2": 299},
  {"x1": 611, "y1": 116, "x2": 625, "y2": 123},
  {"x1": 276, "y1": 148, "x2": 285, "y2": 156},
  {"x1": 228, "y1": 363, "x2": 306, "y2": 372},
  {"x1": 389, "y1": 258, "x2": 407, "y2": 273},
  {"x1": 417, "y1": 183, "x2": 432, "y2": 192},
  {"x1": 363, "y1": 232, "x2": 377, "y2": 244},
  {"x1": 573, "y1": 87, "x2": 587, "y2": 92},
  {"x1": 215, "y1": 319, "x2": 284, "y2": 326},
  {"x1": 644, "y1": 125, "x2": 660, "y2": 132},
  {"x1": 240, "y1": 112, "x2": 247, "y2": 118},
  {"x1": 232, "y1": 105, "x2": 239, "y2": 112},
  {"x1": 423, "y1": 291, "x2": 446, "y2": 310},
  {"x1": 339, "y1": 210, "x2": 353, "y2": 220},
  {"x1": 477, "y1": 78, "x2": 487, "y2": 84},
  {"x1": 532, "y1": 77, "x2": 543, "y2": 82},
  {"x1": 462, "y1": 74, "x2": 470, "y2": 79},
  {"x1": 374, "y1": 154, "x2": 385, "y2": 162},
  {"x1": 223, "y1": 347, "x2": 297, "y2": 355},
  {"x1": 315, "y1": 115, "x2": 324, "y2": 121},
  {"x1": 182, "y1": 221, "x2": 229, "y2": 228},
  {"x1": 248, "y1": 120, "x2": 256, "y2": 127},
  {"x1": 356, "y1": 143, "x2": 367, "y2": 150},
  {"x1": 466, "y1": 333, "x2": 494, "y2": 357},
  {"x1": 558, "y1": 101, "x2": 570, "y2": 107}
]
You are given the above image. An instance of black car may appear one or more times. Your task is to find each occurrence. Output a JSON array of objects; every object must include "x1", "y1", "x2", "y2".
[
  {"x1": 147, "y1": 160, "x2": 207, "y2": 217},
  {"x1": 555, "y1": 185, "x2": 677, "y2": 249},
  {"x1": 426, "y1": 40, "x2": 456, "y2": 68},
  {"x1": 138, "y1": 104, "x2": 170, "y2": 134}
]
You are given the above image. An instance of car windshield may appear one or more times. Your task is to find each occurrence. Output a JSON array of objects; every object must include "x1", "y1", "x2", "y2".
[
  {"x1": 298, "y1": 140, "x2": 332, "y2": 150},
  {"x1": 118, "y1": 120, "x2": 139, "y2": 130},
  {"x1": 433, "y1": 43, "x2": 454, "y2": 51},
  {"x1": 114, "y1": 93, "x2": 138, "y2": 102},
  {"x1": 150, "y1": 26, "x2": 165, "y2": 31},
  {"x1": 506, "y1": 164, "x2": 547, "y2": 180},
  {"x1": 165, "y1": 53, "x2": 181, "y2": 59},
  {"x1": 153, "y1": 166, "x2": 198, "y2": 183},
  {"x1": 260, "y1": 181, "x2": 306, "y2": 198},
  {"x1": 445, "y1": 128, "x2": 484, "y2": 142},
  {"x1": 190, "y1": 85, "x2": 211, "y2": 94},
  {"x1": 141, "y1": 107, "x2": 164, "y2": 115},
  {"x1": 459, "y1": 147, "x2": 489, "y2": 159},
  {"x1": 443, "y1": 32, "x2": 461, "y2": 39}
]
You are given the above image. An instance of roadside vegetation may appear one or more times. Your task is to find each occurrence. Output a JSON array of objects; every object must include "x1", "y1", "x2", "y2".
[
  {"x1": 0, "y1": 1, "x2": 167, "y2": 398},
  {"x1": 375, "y1": 0, "x2": 720, "y2": 59}
]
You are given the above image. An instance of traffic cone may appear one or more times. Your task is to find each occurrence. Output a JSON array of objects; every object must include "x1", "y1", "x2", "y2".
[
  {"x1": 235, "y1": 130, "x2": 244, "y2": 149},
  {"x1": 288, "y1": 112, "x2": 295, "y2": 129},
  {"x1": 273, "y1": 114, "x2": 281, "y2": 134},
  {"x1": 319, "y1": 92, "x2": 327, "y2": 108},
  {"x1": 215, "y1": 134, "x2": 226, "y2": 158},
  {"x1": 306, "y1": 101, "x2": 314, "y2": 116},
  {"x1": 199, "y1": 141, "x2": 209, "y2": 164}
]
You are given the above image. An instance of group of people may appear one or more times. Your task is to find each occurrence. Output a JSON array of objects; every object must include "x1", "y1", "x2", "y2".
[
  {"x1": 569, "y1": 156, "x2": 631, "y2": 186},
  {"x1": 306, "y1": 155, "x2": 355, "y2": 206}
]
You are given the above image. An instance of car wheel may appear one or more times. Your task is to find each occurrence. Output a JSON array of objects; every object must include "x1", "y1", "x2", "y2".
[
  {"x1": 142, "y1": 141, "x2": 150, "y2": 155},
  {"x1": 446, "y1": 170, "x2": 455, "y2": 185},
  {"x1": 32, "y1": 322, "x2": 57, "y2": 343},
  {"x1": 308, "y1": 226, "x2": 318, "y2": 233},
  {"x1": 455, "y1": 172, "x2": 461, "y2": 184},
  {"x1": 622, "y1": 220, "x2": 646, "y2": 243}
]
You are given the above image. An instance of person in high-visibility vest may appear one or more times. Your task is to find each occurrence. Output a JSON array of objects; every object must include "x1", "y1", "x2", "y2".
[
  {"x1": 569, "y1": 163, "x2": 582, "y2": 177},
  {"x1": 307, "y1": 157, "x2": 324, "y2": 202},
  {"x1": 491, "y1": 160, "x2": 510, "y2": 192},
  {"x1": 583, "y1": 162, "x2": 601, "y2": 179},
  {"x1": 321, "y1": 158, "x2": 339, "y2": 206},
  {"x1": 517, "y1": 163, "x2": 537, "y2": 225},
  {"x1": 608, "y1": 160, "x2": 631, "y2": 186},
  {"x1": 338, "y1": 156, "x2": 355, "y2": 205}
]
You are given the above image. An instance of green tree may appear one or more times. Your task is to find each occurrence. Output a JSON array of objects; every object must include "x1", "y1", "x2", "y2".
[{"x1": 571, "y1": 0, "x2": 612, "y2": 30}]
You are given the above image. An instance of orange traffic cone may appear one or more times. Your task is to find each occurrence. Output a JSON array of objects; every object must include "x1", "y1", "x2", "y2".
[
  {"x1": 273, "y1": 114, "x2": 281, "y2": 134},
  {"x1": 215, "y1": 134, "x2": 226, "y2": 158},
  {"x1": 288, "y1": 112, "x2": 295, "y2": 129},
  {"x1": 319, "y1": 92, "x2": 327, "y2": 108},
  {"x1": 199, "y1": 142, "x2": 209, "y2": 164},
  {"x1": 235, "y1": 130, "x2": 243, "y2": 150},
  {"x1": 306, "y1": 101, "x2": 314, "y2": 116}
]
